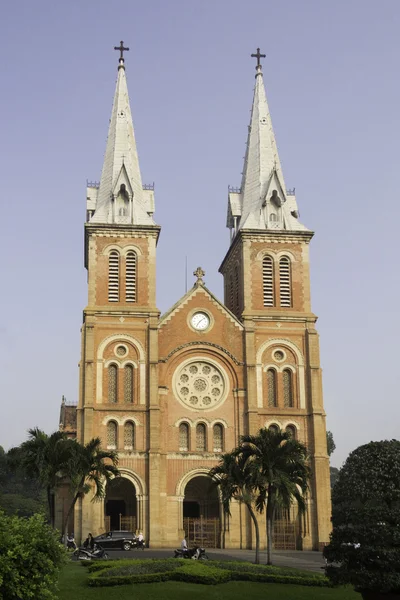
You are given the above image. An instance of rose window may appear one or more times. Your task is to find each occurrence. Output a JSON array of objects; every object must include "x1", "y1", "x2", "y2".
[{"x1": 175, "y1": 361, "x2": 226, "y2": 409}]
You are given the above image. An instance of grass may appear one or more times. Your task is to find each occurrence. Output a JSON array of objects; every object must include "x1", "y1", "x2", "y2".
[{"x1": 57, "y1": 561, "x2": 360, "y2": 600}]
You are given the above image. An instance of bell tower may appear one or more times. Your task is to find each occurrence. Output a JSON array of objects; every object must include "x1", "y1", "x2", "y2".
[
  {"x1": 76, "y1": 43, "x2": 161, "y2": 542},
  {"x1": 219, "y1": 50, "x2": 331, "y2": 550}
]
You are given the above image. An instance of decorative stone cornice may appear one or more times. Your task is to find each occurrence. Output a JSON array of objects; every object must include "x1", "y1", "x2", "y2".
[{"x1": 159, "y1": 341, "x2": 244, "y2": 366}]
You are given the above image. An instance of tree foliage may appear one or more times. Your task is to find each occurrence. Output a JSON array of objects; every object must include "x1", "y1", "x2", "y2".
[
  {"x1": 0, "y1": 511, "x2": 66, "y2": 600},
  {"x1": 324, "y1": 440, "x2": 400, "y2": 594},
  {"x1": 210, "y1": 428, "x2": 310, "y2": 565},
  {"x1": 326, "y1": 431, "x2": 336, "y2": 457}
]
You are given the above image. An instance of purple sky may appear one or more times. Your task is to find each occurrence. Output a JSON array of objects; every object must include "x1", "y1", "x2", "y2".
[{"x1": 0, "y1": 0, "x2": 399, "y2": 467}]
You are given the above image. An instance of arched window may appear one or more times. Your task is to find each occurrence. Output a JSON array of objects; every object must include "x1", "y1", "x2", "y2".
[
  {"x1": 108, "y1": 364, "x2": 118, "y2": 403},
  {"x1": 279, "y1": 256, "x2": 292, "y2": 307},
  {"x1": 108, "y1": 251, "x2": 120, "y2": 302},
  {"x1": 124, "y1": 365, "x2": 134, "y2": 403},
  {"x1": 267, "y1": 369, "x2": 277, "y2": 407},
  {"x1": 229, "y1": 273, "x2": 234, "y2": 312},
  {"x1": 268, "y1": 424, "x2": 279, "y2": 434},
  {"x1": 179, "y1": 422, "x2": 189, "y2": 452},
  {"x1": 263, "y1": 256, "x2": 274, "y2": 306},
  {"x1": 213, "y1": 424, "x2": 223, "y2": 453},
  {"x1": 124, "y1": 421, "x2": 135, "y2": 449},
  {"x1": 285, "y1": 425, "x2": 297, "y2": 439},
  {"x1": 234, "y1": 266, "x2": 240, "y2": 314},
  {"x1": 269, "y1": 213, "x2": 277, "y2": 222},
  {"x1": 283, "y1": 369, "x2": 294, "y2": 407},
  {"x1": 196, "y1": 423, "x2": 206, "y2": 452},
  {"x1": 125, "y1": 251, "x2": 137, "y2": 302},
  {"x1": 107, "y1": 421, "x2": 117, "y2": 449}
]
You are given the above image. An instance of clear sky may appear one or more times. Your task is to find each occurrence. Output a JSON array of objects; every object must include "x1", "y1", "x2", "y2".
[{"x1": 0, "y1": 0, "x2": 399, "y2": 468}]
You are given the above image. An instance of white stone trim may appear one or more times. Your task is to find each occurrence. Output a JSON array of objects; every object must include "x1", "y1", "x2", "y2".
[
  {"x1": 262, "y1": 363, "x2": 296, "y2": 374},
  {"x1": 116, "y1": 467, "x2": 146, "y2": 496},
  {"x1": 102, "y1": 415, "x2": 142, "y2": 427},
  {"x1": 175, "y1": 468, "x2": 214, "y2": 497}
]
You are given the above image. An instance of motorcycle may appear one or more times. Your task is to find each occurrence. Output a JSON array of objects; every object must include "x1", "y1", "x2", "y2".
[
  {"x1": 131, "y1": 537, "x2": 145, "y2": 550},
  {"x1": 73, "y1": 543, "x2": 109, "y2": 561},
  {"x1": 174, "y1": 546, "x2": 208, "y2": 560}
]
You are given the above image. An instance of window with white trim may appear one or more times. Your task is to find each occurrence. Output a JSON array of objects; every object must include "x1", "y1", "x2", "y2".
[
  {"x1": 196, "y1": 423, "x2": 206, "y2": 452},
  {"x1": 107, "y1": 421, "x2": 117, "y2": 449},
  {"x1": 124, "y1": 365, "x2": 134, "y2": 403},
  {"x1": 283, "y1": 369, "x2": 294, "y2": 407},
  {"x1": 125, "y1": 251, "x2": 137, "y2": 302},
  {"x1": 179, "y1": 422, "x2": 189, "y2": 452},
  {"x1": 124, "y1": 421, "x2": 135, "y2": 449},
  {"x1": 108, "y1": 364, "x2": 118, "y2": 403},
  {"x1": 263, "y1": 256, "x2": 274, "y2": 306},
  {"x1": 279, "y1": 256, "x2": 292, "y2": 307},
  {"x1": 108, "y1": 251, "x2": 120, "y2": 302},
  {"x1": 213, "y1": 424, "x2": 223, "y2": 452},
  {"x1": 285, "y1": 425, "x2": 296, "y2": 439},
  {"x1": 267, "y1": 368, "x2": 277, "y2": 407}
]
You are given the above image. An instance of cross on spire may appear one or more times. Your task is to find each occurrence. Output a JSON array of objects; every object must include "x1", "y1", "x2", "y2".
[
  {"x1": 114, "y1": 40, "x2": 129, "y2": 61},
  {"x1": 251, "y1": 47, "x2": 266, "y2": 69},
  {"x1": 193, "y1": 266, "x2": 205, "y2": 283}
]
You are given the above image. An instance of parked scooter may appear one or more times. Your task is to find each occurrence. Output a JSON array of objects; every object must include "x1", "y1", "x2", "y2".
[
  {"x1": 131, "y1": 537, "x2": 145, "y2": 550},
  {"x1": 174, "y1": 546, "x2": 208, "y2": 560},
  {"x1": 73, "y1": 543, "x2": 109, "y2": 561}
]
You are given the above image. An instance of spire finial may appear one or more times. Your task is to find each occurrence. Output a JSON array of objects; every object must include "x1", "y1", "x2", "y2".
[
  {"x1": 251, "y1": 47, "x2": 266, "y2": 76},
  {"x1": 114, "y1": 40, "x2": 130, "y2": 69}
]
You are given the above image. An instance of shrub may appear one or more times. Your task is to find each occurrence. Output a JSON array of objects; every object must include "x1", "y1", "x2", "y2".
[
  {"x1": 87, "y1": 557, "x2": 330, "y2": 588},
  {"x1": 0, "y1": 511, "x2": 66, "y2": 600},
  {"x1": 324, "y1": 440, "x2": 400, "y2": 595}
]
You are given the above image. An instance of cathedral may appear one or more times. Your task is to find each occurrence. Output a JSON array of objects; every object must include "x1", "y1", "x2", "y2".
[{"x1": 58, "y1": 43, "x2": 331, "y2": 551}]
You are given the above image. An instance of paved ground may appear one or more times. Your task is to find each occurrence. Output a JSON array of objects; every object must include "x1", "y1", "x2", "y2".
[{"x1": 104, "y1": 548, "x2": 325, "y2": 573}]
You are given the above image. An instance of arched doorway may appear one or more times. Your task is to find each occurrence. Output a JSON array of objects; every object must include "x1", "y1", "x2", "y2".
[
  {"x1": 105, "y1": 478, "x2": 137, "y2": 532},
  {"x1": 183, "y1": 475, "x2": 220, "y2": 548}
]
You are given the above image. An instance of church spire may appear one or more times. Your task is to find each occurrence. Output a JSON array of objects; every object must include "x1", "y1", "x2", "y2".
[
  {"x1": 89, "y1": 42, "x2": 155, "y2": 225},
  {"x1": 227, "y1": 49, "x2": 306, "y2": 234}
]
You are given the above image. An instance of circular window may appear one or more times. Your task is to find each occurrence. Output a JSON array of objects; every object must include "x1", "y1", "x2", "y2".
[
  {"x1": 175, "y1": 360, "x2": 227, "y2": 410},
  {"x1": 273, "y1": 350, "x2": 285, "y2": 362},
  {"x1": 115, "y1": 345, "x2": 127, "y2": 357}
]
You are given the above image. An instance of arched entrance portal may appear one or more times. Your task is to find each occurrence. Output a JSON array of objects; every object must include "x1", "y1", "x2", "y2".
[
  {"x1": 183, "y1": 475, "x2": 221, "y2": 548},
  {"x1": 105, "y1": 478, "x2": 137, "y2": 532}
]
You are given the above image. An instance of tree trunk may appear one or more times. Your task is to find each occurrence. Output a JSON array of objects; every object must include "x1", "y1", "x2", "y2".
[
  {"x1": 62, "y1": 491, "x2": 80, "y2": 547},
  {"x1": 245, "y1": 501, "x2": 260, "y2": 564},
  {"x1": 266, "y1": 487, "x2": 275, "y2": 565},
  {"x1": 47, "y1": 486, "x2": 54, "y2": 528}
]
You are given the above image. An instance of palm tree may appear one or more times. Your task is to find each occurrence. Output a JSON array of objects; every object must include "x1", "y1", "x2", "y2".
[
  {"x1": 209, "y1": 451, "x2": 261, "y2": 564},
  {"x1": 239, "y1": 427, "x2": 310, "y2": 565},
  {"x1": 61, "y1": 437, "x2": 119, "y2": 542},
  {"x1": 15, "y1": 428, "x2": 69, "y2": 527}
]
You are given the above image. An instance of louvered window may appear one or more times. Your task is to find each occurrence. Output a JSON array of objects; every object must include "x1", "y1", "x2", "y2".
[
  {"x1": 107, "y1": 421, "x2": 117, "y2": 449},
  {"x1": 108, "y1": 251, "x2": 120, "y2": 302},
  {"x1": 229, "y1": 274, "x2": 234, "y2": 312},
  {"x1": 196, "y1": 423, "x2": 206, "y2": 452},
  {"x1": 213, "y1": 424, "x2": 223, "y2": 452},
  {"x1": 283, "y1": 369, "x2": 294, "y2": 407},
  {"x1": 124, "y1": 421, "x2": 135, "y2": 449},
  {"x1": 268, "y1": 424, "x2": 279, "y2": 434},
  {"x1": 285, "y1": 425, "x2": 296, "y2": 439},
  {"x1": 235, "y1": 266, "x2": 240, "y2": 314},
  {"x1": 108, "y1": 364, "x2": 118, "y2": 403},
  {"x1": 124, "y1": 365, "x2": 134, "y2": 403},
  {"x1": 179, "y1": 423, "x2": 189, "y2": 451},
  {"x1": 267, "y1": 369, "x2": 277, "y2": 407},
  {"x1": 126, "y1": 251, "x2": 137, "y2": 302},
  {"x1": 263, "y1": 256, "x2": 274, "y2": 306},
  {"x1": 279, "y1": 257, "x2": 292, "y2": 307}
]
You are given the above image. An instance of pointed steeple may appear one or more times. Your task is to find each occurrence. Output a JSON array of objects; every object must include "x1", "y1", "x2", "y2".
[
  {"x1": 89, "y1": 43, "x2": 155, "y2": 225},
  {"x1": 227, "y1": 50, "x2": 307, "y2": 235}
]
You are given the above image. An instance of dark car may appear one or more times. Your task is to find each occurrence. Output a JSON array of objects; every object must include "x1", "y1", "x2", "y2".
[{"x1": 93, "y1": 530, "x2": 136, "y2": 551}]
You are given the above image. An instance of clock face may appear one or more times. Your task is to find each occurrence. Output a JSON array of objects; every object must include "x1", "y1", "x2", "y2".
[{"x1": 191, "y1": 312, "x2": 210, "y2": 331}]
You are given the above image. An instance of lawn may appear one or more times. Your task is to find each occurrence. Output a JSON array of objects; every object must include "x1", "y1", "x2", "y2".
[{"x1": 57, "y1": 562, "x2": 360, "y2": 600}]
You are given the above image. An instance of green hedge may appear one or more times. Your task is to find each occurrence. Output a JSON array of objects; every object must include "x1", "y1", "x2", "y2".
[{"x1": 87, "y1": 558, "x2": 330, "y2": 588}]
